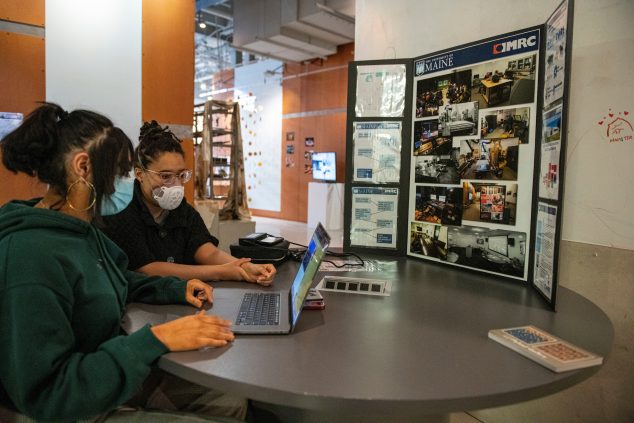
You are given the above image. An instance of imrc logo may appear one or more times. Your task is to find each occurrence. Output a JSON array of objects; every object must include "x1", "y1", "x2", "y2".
[{"x1": 493, "y1": 35, "x2": 537, "y2": 54}]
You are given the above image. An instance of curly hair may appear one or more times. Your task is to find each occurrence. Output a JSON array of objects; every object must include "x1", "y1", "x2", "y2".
[{"x1": 135, "y1": 120, "x2": 184, "y2": 168}]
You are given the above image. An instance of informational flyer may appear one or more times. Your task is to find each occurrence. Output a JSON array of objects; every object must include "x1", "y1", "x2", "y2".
[
  {"x1": 350, "y1": 187, "x2": 399, "y2": 248},
  {"x1": 534, "y1": 202, "x2": 557, "y2": 300},
  {"x1": 539, "y1": 141, "x2": 561, "y2": 200},
  {"x1": 353, "y1": 122, "x2": 402, "y2": 183},
  {"x1": 355, "y1": 64, "x2": 406, "y2": 118},
  {"x1": 544, "y1": 0, "x2": 568, "y2": 108}
]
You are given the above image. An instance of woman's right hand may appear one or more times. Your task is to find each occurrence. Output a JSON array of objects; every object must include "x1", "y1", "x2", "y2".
[{"x1": 151, "y1": 311, "x2": 234, "y2": 351}]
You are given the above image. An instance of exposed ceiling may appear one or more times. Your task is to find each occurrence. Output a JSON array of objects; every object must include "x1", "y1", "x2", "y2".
[
  {"x1": 232, "y1": 0, "x2": 355, "y2": 63},
  {"x1": 195, "y1": 0, "x2": 355, "y2": 99}
]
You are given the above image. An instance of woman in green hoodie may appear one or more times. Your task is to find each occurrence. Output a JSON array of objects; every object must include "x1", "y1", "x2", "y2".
[{"x1": 0, "y1": 103, "x2": 246, "y2": 422}]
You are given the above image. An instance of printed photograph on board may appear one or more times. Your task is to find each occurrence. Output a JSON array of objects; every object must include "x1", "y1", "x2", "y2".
[
  {"x1": 470, "y1": 53, "x2": 537, "y2": 109},
  {"x1": 446, "y1": 225, "x2": 526, "y2": 278},
  {"x1": 480, "y1": 107, "x2": 530, "y2": 144},
  {"x1": 414, "y1": 148, "x2": 461, "y2": 184},
  {"x1": 459, "y1": 138, "x2": 519, "y2": 180},
  {"x1": 438, "y1": 101, "x2": 479, "y2": 137},
  {"x1": 410, "y1": 222, "x2": 449, "y2": 259},
  {"x1": 462, "y1": 182, "x2": 518, "y2": 225},
  {"x1": 413, "y1": 120, "x2": 452, "y2": 156},
  {"x1": 543, "y1": 104, "x2": 562, "y2": 143},
  {"x1": 409, "y1": 28, "x2": 541, "y2": 283},
  {"x1": 415, "y1": 69, "x2": 473, "y2": 118},
  {"x1": 415, "y1": 186, "x2": 463, "y2": 226}
]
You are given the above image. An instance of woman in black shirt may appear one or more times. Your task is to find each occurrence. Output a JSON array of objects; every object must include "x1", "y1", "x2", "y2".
[{"x1": 103, "y1": 121, "x2": 276, "y2": 285}]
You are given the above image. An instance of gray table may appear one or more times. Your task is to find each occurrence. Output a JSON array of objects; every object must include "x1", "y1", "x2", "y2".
[{"x1": 123, "y1": 257, "x2": 613, "y2": 422}]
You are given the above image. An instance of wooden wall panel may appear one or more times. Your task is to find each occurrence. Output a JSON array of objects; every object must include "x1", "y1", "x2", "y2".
[
  {"x1": 142, "y1": 0, "x2": 194, "y2": 125},
  {"x1": 0, "y1": 0, "x2": 44, "y2": 26},
  {"x1": 0, "y1": 30, "x2": 47, "y2": 206},
  {"x1": 142, "y1": 0, "x2": 194, "y2": 203},
  {"x1": 251, "y1": 44, "x2": 353, "y2": 222},
  {"x1": 0, "y1": 32, "x2": 45, "y2": 115}
]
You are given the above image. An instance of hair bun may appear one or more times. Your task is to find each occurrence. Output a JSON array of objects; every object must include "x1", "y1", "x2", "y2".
[
  {"x1": 1, "y1": 103, "x2": 63, "y2": 176},
  {"x1": 139, "y1": 120, "x2": 163, "y2": 142}
]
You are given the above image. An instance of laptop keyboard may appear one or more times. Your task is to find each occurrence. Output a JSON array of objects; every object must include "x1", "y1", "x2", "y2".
[{"x1": 236, "y1": 293, "x2": 280, "y2": 326}]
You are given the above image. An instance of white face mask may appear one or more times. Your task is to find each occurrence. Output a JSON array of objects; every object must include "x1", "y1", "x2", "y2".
[{"x1": 152, "y1": 185, "x2": 184, "y2": 210}]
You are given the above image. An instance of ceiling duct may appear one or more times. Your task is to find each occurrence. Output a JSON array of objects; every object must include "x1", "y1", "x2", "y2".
[{"x1": 233, "y1": 0, "x2": 354, "y2": 63}]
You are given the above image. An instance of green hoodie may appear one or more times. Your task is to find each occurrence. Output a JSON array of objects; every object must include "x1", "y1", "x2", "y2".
[{"x1": 0, "y1": 199, "x2": 189, "y2": 422}]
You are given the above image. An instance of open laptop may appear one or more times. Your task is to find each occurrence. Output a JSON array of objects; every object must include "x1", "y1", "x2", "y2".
[{"x1": 209, "y1": 222, "x2": 330, "y2": 334}]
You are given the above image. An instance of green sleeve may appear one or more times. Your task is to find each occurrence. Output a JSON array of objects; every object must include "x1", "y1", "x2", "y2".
[
  {"x1": 0, "y1": 283, "x2": 167, "y2": 422},
  {"x1": 125, "y1": 269, "x2": 188, "y2": 305}
]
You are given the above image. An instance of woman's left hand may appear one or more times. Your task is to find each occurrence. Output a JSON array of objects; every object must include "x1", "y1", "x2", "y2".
[
  {"x1": 240, "y1": 262, "x2": 277, "y2": 286},
  {"x1": 185, "y1": 279, "x2": 213, "y2": 308}
]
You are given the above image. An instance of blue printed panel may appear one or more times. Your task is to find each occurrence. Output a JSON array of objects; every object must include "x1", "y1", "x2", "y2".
[{"x1": 414, "y1": 29, "x2": 540, "y2": 76}]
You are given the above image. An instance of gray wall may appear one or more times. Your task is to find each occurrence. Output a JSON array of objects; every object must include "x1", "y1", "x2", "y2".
[{"x1": 355, "y1": 0, "x2": 634, "y2": 421}]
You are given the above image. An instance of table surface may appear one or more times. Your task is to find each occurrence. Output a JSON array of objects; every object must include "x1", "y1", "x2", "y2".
[
  {"x1": 481, "y1": 78, "x2": 512, "y2": 88},
  {"x1": 123, "y1": 256, "x2": 613, "y2": 417}
]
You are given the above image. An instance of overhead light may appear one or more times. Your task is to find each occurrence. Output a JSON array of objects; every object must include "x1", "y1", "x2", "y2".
[{"x1": 197, "y1": 12, "x2": 206, "y2": 29}]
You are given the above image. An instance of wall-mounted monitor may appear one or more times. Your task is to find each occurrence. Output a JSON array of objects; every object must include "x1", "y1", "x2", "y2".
[
  {"x1": 0, "y1": 112, "x2": 23, "y2": 140},
  {"x1": 312, "y1": 152, "x2": 336, "y2": 182},
  {"x1": 488, "y1": 235, "x2": 508, "y2": 257}
]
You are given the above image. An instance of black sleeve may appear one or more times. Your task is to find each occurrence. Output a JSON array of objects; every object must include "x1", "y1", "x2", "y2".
[
  {"x1": 184, "y1": 204, "x2": 219, "y2": 262},
  {"x1": 102, "y1": 210, "x2": 157, "y2": 271}
]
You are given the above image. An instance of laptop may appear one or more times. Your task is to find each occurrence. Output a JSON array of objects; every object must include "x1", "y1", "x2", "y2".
[{"x1": 209, "y1": 222, "x2": 331, "y2": 334}]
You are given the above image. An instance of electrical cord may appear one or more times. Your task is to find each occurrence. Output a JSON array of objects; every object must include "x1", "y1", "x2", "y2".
[
  {"x1": 322, "y1": 251, "x2": 365, "y2": 268},
  {"x1": 285, "y1": 237, "x2": 365, "y2": 268}
]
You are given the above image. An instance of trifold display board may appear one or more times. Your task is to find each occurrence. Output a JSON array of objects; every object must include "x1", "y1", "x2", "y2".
[{"x1": 343, "y1": 0, "x2": 573, "y2": 309}]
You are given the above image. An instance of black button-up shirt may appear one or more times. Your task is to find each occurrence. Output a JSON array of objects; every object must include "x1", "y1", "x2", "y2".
[{"x1": 102, "y1": 181, "x2": 219, "y2": 271}]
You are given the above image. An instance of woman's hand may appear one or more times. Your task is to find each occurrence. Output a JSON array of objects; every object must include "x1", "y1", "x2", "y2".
[
  {"x1": 212, "y1": 258, "x2": 252, "y2": 281},
  {"x1": 240, "y1": 262, "x2": 276, "y2": 286},
  {"x1": 185, "y1": 279, "x2": 213, "y2": 308},
  {"x1": 151, "y1": 311, "x2": 234, "y2": 351}
]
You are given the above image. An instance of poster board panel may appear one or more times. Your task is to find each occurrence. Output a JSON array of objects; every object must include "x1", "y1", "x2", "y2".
[
  {"x1": 344, "y1": 60, "x2": 413, "y2": 255},
  {"x1": 407, "y1": 26, "x2": 542, "y2": 282},
  {"x1": 530, "y1": 0, "x2": 574, "y2": 309}
]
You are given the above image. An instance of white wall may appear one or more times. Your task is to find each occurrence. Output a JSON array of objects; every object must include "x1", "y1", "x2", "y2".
[
  {"x1": 46, "y1": 0, "x2": 142, "y2": 144},
  {"x1": 234, "y1": 59, "x2": 283, "y2": 212},
  {"x1": 356, "y1": 0, "x2": 634, "y2": 250}
]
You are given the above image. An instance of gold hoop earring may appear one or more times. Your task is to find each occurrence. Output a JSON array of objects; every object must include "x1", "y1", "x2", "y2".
[{"x1": 66, "y1": 177, "x2": 97, "y2": 212}]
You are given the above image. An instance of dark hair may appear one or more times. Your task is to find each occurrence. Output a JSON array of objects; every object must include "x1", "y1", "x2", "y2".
[
  {"x1": 135, "y1": 120, "x2": 184, "y2": 169},
  {"x1": 1, "y1": 102, "x2": 134, "y2": 218}
]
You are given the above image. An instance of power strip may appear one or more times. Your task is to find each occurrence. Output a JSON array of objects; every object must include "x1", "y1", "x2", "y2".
[{"x1": 315, "y1": 276, "x2": 391, "y2": 297}]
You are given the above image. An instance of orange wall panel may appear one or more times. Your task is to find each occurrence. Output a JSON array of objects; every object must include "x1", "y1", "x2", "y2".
[
  {"x1": 284, "y1": 43, "x2": 353, "y2": 115},
  {"x1": 0, "y1": 0, "x2": 44, "y2": 26},
  {"x1": 277, "y1": 113, "x2": 347, "y2": 222},
  {"x1": 266, "y1": 43, "x2": 352, "y2": 222},
  {"x1": 142, "y1": 0, "x2": 194, "y2": 125},
  {"x1": 142, "y1": 0, "x2": 194, "y2": 203},
  {"x1": 0, "y1": 31, "x2": 47, "y2": 206},
  {"x1": 0, "y1": 32, "x2": 45, "y2": 115}
]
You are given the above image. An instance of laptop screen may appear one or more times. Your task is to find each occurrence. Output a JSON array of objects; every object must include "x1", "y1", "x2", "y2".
[{"x1": 290, "y1": 223, "x2": 330, "y2": 327}]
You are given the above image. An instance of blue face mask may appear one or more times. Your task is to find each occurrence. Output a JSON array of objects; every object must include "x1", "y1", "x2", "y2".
[{"x1": 100, "y1": 177, "x2": 134, "y2": 216}]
